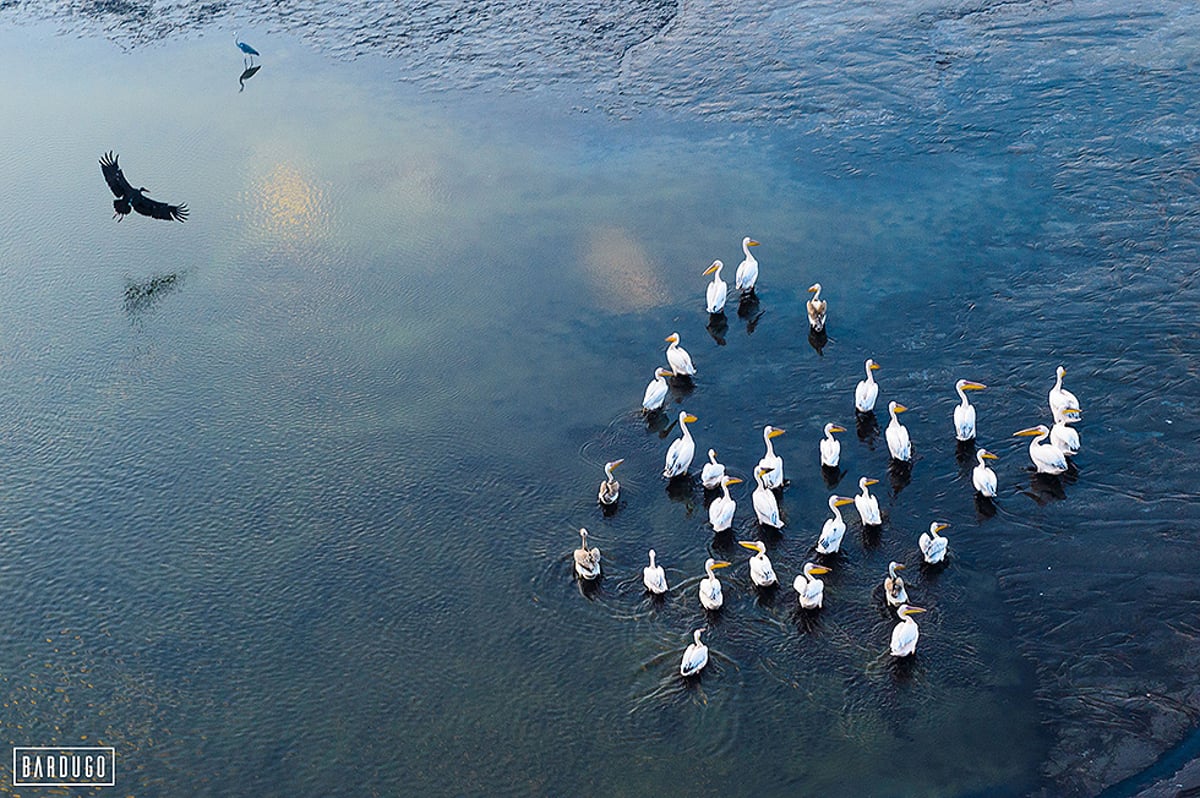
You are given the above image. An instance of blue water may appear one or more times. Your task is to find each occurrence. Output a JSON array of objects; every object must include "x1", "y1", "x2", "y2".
[{"x1": 1, "y1": 4, "x2": 1199, "y2": 796}]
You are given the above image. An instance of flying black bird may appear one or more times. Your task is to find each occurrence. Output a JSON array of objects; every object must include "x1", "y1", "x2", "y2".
[{"x1": 99, "y1": 151, "x2": 188, "y2": 222}]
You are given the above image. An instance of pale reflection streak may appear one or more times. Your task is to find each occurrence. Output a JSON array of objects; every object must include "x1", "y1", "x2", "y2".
[
  {"x1": 241, "y1": 163, "x2": 332, "y2": 245},
  {"x1": 581, "y1": 227, "x2": 671, "y2": 312}
]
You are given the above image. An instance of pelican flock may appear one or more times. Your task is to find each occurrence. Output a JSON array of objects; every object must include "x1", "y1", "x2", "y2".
[{"x1": 559, "y1": 234, "x2": 1087, "y2": 682}]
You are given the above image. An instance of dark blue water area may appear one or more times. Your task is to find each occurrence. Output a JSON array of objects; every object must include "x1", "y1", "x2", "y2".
[{"x1": 0, "y1": 4, "x2": 1198, "y2": 797}]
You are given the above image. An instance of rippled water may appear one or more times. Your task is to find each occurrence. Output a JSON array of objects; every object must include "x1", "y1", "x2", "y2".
[{"x1": 1, "y1": 3, "x2": 1199, "y2": 796}]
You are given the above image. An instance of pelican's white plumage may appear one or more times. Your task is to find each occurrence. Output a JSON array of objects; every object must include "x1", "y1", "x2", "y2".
[
  {"x1": 1051, "y1": 409, "x2": 1081, "y2": 456},
  {"x1": 806, "y1": 282, "x2": 827, "y2": 331},
  {"x1": 752, "y1": 467, "x2": 784, "y2": 528},
  {"x1": 642, "y1": 367, "x2": 673, "y2": 414},
  {"x1": 820, "y1": 423, "x2": 845, "y2": 468},
  {"x1": 953, "y1": 380, "x2": 987, "y2": 441},
  {"x1": 855, "y1": 359, "x2": 881, "y2": 412},
  {"x1": 708, "y1": 476, "x2": 742, "y2": 532},
  {"x1": 973, "y1": 449, "x2": 998, "y2": 497},
  {"x1": 573, "y1": 527, "x2": 600, "y2": 580},
  {"x1": 698, "y1": 558, "x2": 730, "y2": 611},
  {"x1": 663, "y1": 412, "x2": 698, "y2": 478},
  {"x1": 739, "y1": 540, "x2": 777, "y2": 587},
  {"x1": 1015, "y1": 425, "x2": 1068, "y2": 474},
  {"x1": 890, "y1": 604, "x2": 926, "y2": 657},
  {"x1": 757, "y1": 425, "x2": 786, "y2": 490},
  {"x1": 816, "y1": 495, "x2": 854, "y2": 554},
  {"x1": 703, "y1": 260, "x2": 727, "y2": 314},
  {"x1": 884, "y1": 561, "x2": 908, "y2": 607},
  {"x1": 734, "y1": 236, "x2": 761, "y2": 292},
  {"x1": 598, "y1": 459, "x2": 623, "y2": 506},
  {"x1": 919, "y1": 522, "x2": 950, "y2": 565},
  {"x1": 793, "y1": 562, "x2": 831, "y2": 609},
  {"x1": 1049, "y1": 365, "x2": 1081, "y2": 423},
  {"x1": 700, "y1": 449, "x2": 727, "y2": 489},
  {"x1": 885, "y1": 401, "x2": 911, "y2": 462},
  {"x1": 643, "y1": 549, "x2": 668, "y2": 595},
  {"x1": 680, "y1": 628, "x2": 709, "y2": 677},
  {"x1": 664, "y1": 332, "x2": 696, "y2": 377},
  {"x1": 854, "y1": 476, "x2": 881, "y2": 526}
]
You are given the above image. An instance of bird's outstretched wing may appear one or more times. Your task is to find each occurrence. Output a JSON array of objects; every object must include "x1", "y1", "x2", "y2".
[
  {"x1": 99, "y1": 151, "x2": 134, "y2": 198},
  {"x1": 130, "y1": 193, "x2": 188, "y2": 222}
]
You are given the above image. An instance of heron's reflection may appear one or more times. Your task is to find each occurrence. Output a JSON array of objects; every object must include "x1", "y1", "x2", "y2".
[{"x1": 239, "y1": 64, "x2": 262, "y2": 92}]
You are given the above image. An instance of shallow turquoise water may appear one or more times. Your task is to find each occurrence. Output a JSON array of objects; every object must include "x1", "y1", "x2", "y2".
[{"x1": 1, "y1": 6, "x2": 1199, "y2": 796}]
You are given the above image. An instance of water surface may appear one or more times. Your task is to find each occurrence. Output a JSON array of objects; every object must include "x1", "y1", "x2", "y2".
[{"x1": 0, "y1": 4, "x2": 1199, "y2": 796}]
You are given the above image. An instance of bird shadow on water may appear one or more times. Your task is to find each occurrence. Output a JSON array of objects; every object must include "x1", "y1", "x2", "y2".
[
  {"x1": 974, "y1": 494, "x2": 998, "y2": 519},
  {"x1": 856, "y1": 411, "x2": 879, "y2": 445},
  {"x1": 666, "y1": 377, "x2": 695, "y2": 404},
  {"x1": 808, "y1": 328, "x2": 828, "y2": 355},
  {"x1": 821, "y1": 465, "x2": 846, "y2": 489},
  {"x1": 737, "y1": 293, "x2": 764, "y2": 333},
  {"x1": 705, "y1": 312, "x2": 728, "y2": 346},
  {"x1": 1021, "y1": 471, "x2": 1068, "y2": 505},
  {"x1": 124, "y1": 272, "x2": 183, "y2": 322},
  {"x1": 887, "y1": 460, "x2": 913, "y2": 495},
  {"x1": 237, "y1": 64, "x2": 261, "y2": 92}
]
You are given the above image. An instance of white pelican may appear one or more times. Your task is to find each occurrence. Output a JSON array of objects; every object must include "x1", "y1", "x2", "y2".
[
  {"x1": 854, "y1": 477, "x2": 881, "y2": 526},
  {"x1": 757, "y1": 425, "x2": 786, "y2": 490},
  {"x1": 738, "y1": 540, "x2": 777, "y2": 587},
  {"x1": 816, "y1": 495, "x2": 855, "y2": 554},
  {"x1": 953, "y1": 380, "x2": 987, "y2": 441},
  {"x1": 793, "y1": 562, "x2": 831, "y2": 609},
  {"x1": 820, "y1": 423, "x2": 845, "y2": 468},
  {"x1": 698, "y1": 558, "x2": 731, "y2": 611},
  {"x1": 700, "y1": 449, "x2": 727, "y2": 489},
  {"x1": 885, "y1": 401, "x2": 911, "y2": 462},
  {"x1": 1051, "y1": 408, "x2": 1081, "y2": 456},
  {"x1": 884, "y1": 562, "x2": 908, "y2": 607},
  {"x1": 642, "y1": 367, "x2": 673, "y2": 414},
  {"x1": 597, "y1": 459, "x2": 623, "y2": 506},
  {"x1": 890, "y1": 604, "x2": 926, "y2": 657},
  {"x1": 664, "y1": 332, "x2": 696, "y2": 377},
  {"x1": 708, "y1": 476, "x2": 742, "y2": 532},
  {"x1": 855, "y1": 359, "x2": 881, "y2": 412},
  {"x1": 919, "y1": 521, "x2": 950, "y2": 565},
  {"x1": 973, "y1": 449, "x2": 998, "y2": 497},
  {"x1": 1048, "y1": 365, "x2": 1081, "y2": 423},
  {"x1": 663, "y1": 411, "x2": 698, "y2": 478},
  {"x1": 1014, "y1": 425, "x2": 1068, "y2": 474},
  {"x1": 574, "y1": 527, "x2": 600, "y2": 580},
  {"x1": 680, "y1": 628, "x2": 709, "y2": 677},
  {"x1": 806, "y1": 282, "x2": 827, "y2": 331},
  {"x1": 703, "y1": 260, "x2": 727, "y2": 314},
  {"x1": 734, "y1": 236, "x2": 761, "y2": 292},
  {"x1": 752, "y1": 466, "x2": 784, "y2": 528},
  {"x1": 643, "y1": 549, "x2": 668, "y2": 595}
]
